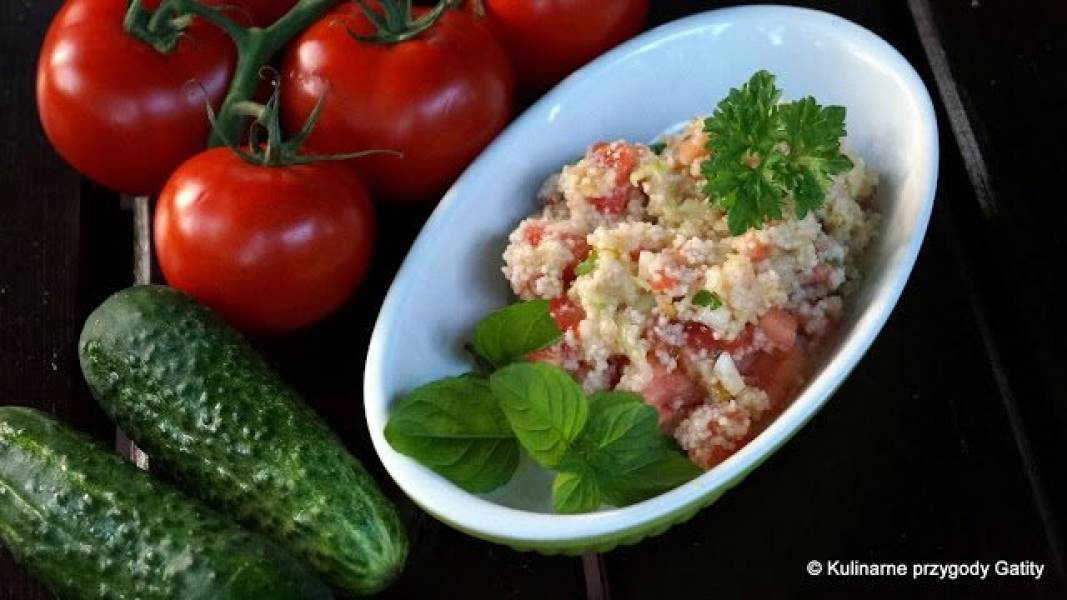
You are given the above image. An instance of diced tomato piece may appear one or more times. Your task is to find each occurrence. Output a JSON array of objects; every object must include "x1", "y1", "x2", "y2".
[
  {"x1": 640, "y1": 363, "x2": 705, "y2": 431},
  {"x1": 591, "y1": 142, "x2": 639, "y2": 185},
  {"x1": 587, "y1": 142, "x2": 639, "y2": 215},
  {"x1": 648, "y1": 269, "x2": 677, "y2": 292},
  {"x1": 749, "y1": 242, "x2": 770, "y2": 262},
  {"x1": 693, "y1": 433, "x2": 753, "y2": 470},
  {"x1": 588, "y1": 189, "x2": 628, "y2": 215},
  {"x1": 573, "y1": 360, "x2": 593, "y2": 382},
  {"x1": 695, "y1": 445, "x2": 733, "y2": 470},
  {"x1": 549, "y1": 296, "x2": 585, "y2": 332},
  {"x1": 744, "y1": 345, "x2": 805, "y2": 407},
  {"x1": 528, "y1": 342, "x2": 580, "y2": 369},
  {"x1": 810, "y1": 263, "x2": 832, "y2": 284},
  {"x1": 523, "y1": 223, "x2": 545, "y2": 246},
  {"x1": 676, "y1": 131, "x2": 709, "y2": 167},
  {"x1": 684, "y1": 322, "x2": 753, "y2": 353},
  {"x1": 759, "y1": 308, "x2": 798, "y2": 350},
  {"x1": 527, "y1": 345, "x2": 563, "y2": 366},
  {"x1": 560, "y1": 236, "x2": 591, "y2": 283},
  {"x1": 606, "y1": 355, "x2": 629, "y2": 388},
  {"x1": 683, "y1": 322, "x2": 718, "y2": 352}
]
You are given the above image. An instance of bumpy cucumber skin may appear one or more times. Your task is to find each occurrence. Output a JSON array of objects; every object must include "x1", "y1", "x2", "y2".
[
  {"x1": 0, "y1": 406, "x2": 332, "y2": 600},
  {"x1": 79, "y1": 285, "x2": 408, "y2": 596}
]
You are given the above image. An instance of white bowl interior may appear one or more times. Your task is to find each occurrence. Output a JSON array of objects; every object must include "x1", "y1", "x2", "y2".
[{"x1": 365, "y1": 6, "x2": 937, "y2": 545}]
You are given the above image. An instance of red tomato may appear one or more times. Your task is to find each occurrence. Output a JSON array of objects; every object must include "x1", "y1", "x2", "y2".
[
  {"x1": 588, "y1": 142, "x2": 639, "y2": 214},
  {"x1": 243, "y1": 0, "x2": 298, "y2": 25},
  {"x1": 549, "y1": 296, "x2": 585, "y2": 332},
  {"x1": 591, "y1": 142, "x2": 639, "y2": 183},
  {"x1": 648, "y1": 270, "x2": 678, "y2": 292},
  {"x1": 281, "y1": 3, "x2": 514, "y2": 204},
  {"x1": 684, "y1": 322, "x2": 753, "y2": 354},
  {"x1": 694, "y1": 433, "x2": 753, "y2": 470},
  {"x1": 560, "y1": 234, "x2": 591, "y2": 283},
  {"x1": 154, "y1": 148, "x2": 375, "y2": 332},
  {"x1": 640, "y1": 362, "x2": 705, "y2": 432},
  {"x1": 523, "y1": 223, "x2": 545, "y2": 246},
  {"x1": 744, "y1": 346, "x2": 805, "y2": 407},
  {"x1": 759, "y1": 308, "x2": 799, "y2": 350},
  {"x1": 475, "y1": 0, "x2": 649, "y2": 93},
  {"x1": 36, "y1": 0, "x2": 235, "y2": 195}
]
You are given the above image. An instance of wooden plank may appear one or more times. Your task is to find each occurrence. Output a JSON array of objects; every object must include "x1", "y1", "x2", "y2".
[
  {"x1": 909, "y1": 0, "x2": 1067, "y2": 567},
  {"x1": 115, "y1": 195, "x2": 151, "y2": 469},
  {"x1": 606, "y1": 193, "x2": 1065, "y2": 598},
  {"x1": 4, "y1": 0, "x2": 1063, "y2": 597},
  {"x1": 0, "y1": 1, "x2": 132, "y2": 596},
  {"x1": 609, "y1": 0, "x2": 1066, "y2": 596},
  {"x1": 253, "y1": 202, "x2": 589, "y2": 598}
]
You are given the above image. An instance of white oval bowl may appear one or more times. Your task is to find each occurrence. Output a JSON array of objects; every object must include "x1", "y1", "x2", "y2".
[{"x1": 364, "y1": 5, "x2": 938, "y2": 553}]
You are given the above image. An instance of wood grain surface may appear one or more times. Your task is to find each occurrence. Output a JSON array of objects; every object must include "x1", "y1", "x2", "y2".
[{"x1": 2, "y1": 0, "x2": 1064, "y2": 598}]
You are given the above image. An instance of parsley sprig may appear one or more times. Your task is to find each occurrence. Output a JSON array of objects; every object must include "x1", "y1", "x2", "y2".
[{"x1": 701, "y1": 70, "x2": 853, "y2": 235}]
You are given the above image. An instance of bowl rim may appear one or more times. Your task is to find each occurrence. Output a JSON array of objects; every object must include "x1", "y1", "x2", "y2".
[{"x1": 364, "y1": 4, "x2": 939, "y2": 547}]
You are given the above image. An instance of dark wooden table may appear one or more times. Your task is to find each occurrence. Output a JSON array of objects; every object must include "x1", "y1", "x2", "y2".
[{"x1": 3, "y1": 1, "x2": 1065, "y2": 597}]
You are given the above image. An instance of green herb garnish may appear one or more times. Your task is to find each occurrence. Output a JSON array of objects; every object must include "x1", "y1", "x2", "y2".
[
  {"x1": 386, "y1": 300, "x2": 699, "y2": 513},
  {"x1": 701, "y1": 70, "x2": 853, "y2": 235},
  {"x1": 491, "y1": 366, "x2": 699, "y2": 513},
  {"x1": 490, "y1": 362, "x2": 588, "y2": 468},
  {"x1": 384, "y1": 375, "x2": 519, "y2": 493},
  {"x1": 692, "y1": 289, "x2": 722, "y2": 309},
  {"x1": 562, "y1": 391, "x2": 700, "y2": 510},
  {"x1": 648, "y1": 141, "x2": 667, "y2": 155},
  {"x1": 470, "y1": 300, "x2": 562, "y2": 370},
  {"x1": 574, "y1": 250, "x2": 598, "y2": 277}
]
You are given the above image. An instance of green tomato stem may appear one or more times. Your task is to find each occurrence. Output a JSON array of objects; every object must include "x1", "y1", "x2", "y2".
[
  {"x1": 147, "y1": 0, "x2": 248, "y2": 46},
  {"x1": 353, "y1": 0, "x2": 459, "y2": 44},
  {"x1": 124, "y1": 0, "x2": 340, "y2": 147}
]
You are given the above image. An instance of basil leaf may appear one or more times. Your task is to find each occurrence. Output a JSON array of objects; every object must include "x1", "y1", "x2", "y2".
[
  {"x1": 583, "y1": 392, "x2": 666, "y2": 471},
  {"x1": 580, "y1": 392, "x2": 700, "y2": 507},
  {"x1": 648, "y1": 141, "x2": 667, "y2": 155},
  {"x1": 490, "y1": 362, "x2": 588, "y2": 469},
  {"x1": 552, "y1": 469, "x2": 601, "y2": 514},
  {"x1": 471, "y1": 300, "x2": 562, "y2": 369},
  {"x1": 385, "y1": 375, "x2": 519, "y2": 493},
  {"x1": 600, "y1": 452, "x2": 701, "y2": 507}
]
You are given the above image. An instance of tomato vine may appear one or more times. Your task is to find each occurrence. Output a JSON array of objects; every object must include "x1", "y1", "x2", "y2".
[{"x1": 124, "y1": 0, "x2": 343, "y2": 146}]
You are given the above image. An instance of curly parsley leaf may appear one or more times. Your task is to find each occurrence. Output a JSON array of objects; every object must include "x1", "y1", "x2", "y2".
[{"x1": 702, "y1": 70, "x2": 852, "y2": 235}]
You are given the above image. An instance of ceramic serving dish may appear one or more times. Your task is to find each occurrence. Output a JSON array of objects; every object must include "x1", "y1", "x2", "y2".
[{"x1": 364, "y1": 5, "x2": 938, "y2": 554}]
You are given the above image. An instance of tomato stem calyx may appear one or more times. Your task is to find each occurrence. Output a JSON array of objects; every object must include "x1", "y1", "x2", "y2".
[
  {"x1": 123, "y1": 0, "x2": 185, "y2": 53},
  {"x1": 352, "y1": 0, "x2": 459, "y2": 44},
  {"x1": 208, "y1": 74, "x2": 399, "y2": 168},
  {"x1": 122, "y1": 0, "x2": 342, "y2": 146}
]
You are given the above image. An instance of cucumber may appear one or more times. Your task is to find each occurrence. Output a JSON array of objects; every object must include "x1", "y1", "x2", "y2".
[
  {"x1": 0, "y1": 406, "x2": 332, "y2": 600},
  {"x1": 79, "y1": 285, "x2": 407, "y2": 596}
]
